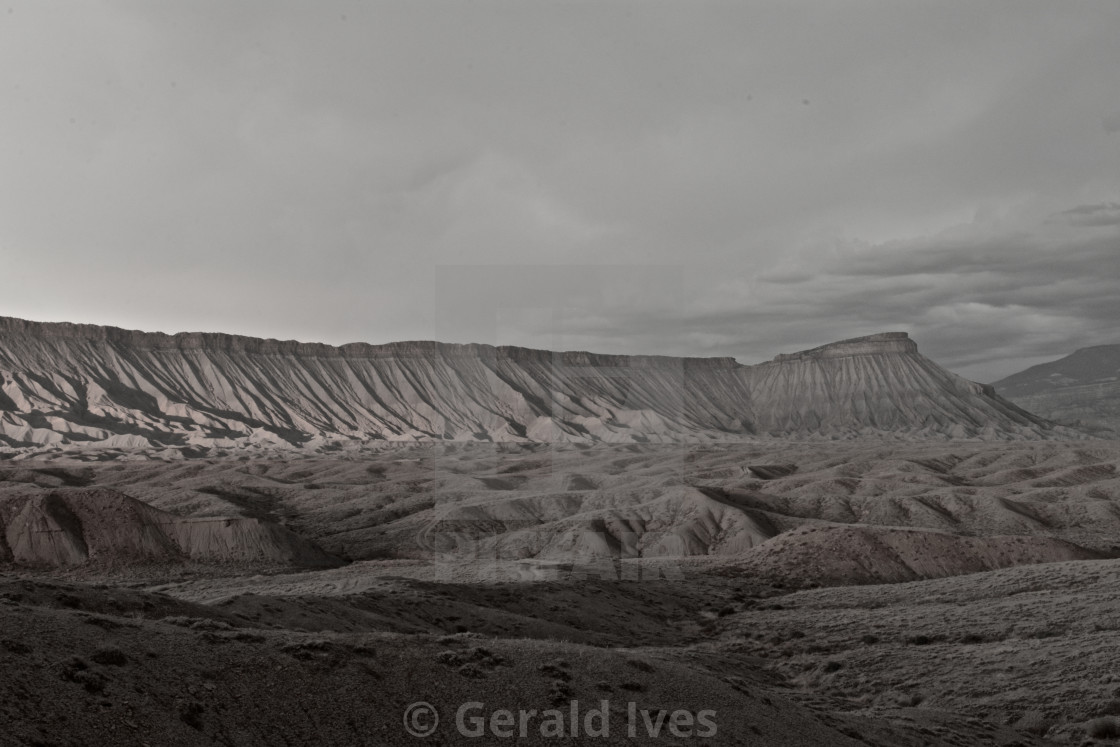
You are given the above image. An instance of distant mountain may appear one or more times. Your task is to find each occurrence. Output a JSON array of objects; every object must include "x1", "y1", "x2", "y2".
[
  {"x1": 993, "y1": 344, "x2": 1120, "y2": 435},
  {"x1": 0, "y1": 317, "x2": 1064, "y2": 456}
]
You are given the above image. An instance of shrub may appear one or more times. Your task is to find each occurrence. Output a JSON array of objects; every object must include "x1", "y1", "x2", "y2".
[
  {"x1": 1014, "y1": 710, "x2": 1051, "y2": 736},
  {"x1": 90, "y1": 647, "x2": 127, "y2": 666},
  {"x1": 457, "y1": 663, "x2": 486, "y2": 679},
  {"x1": 190, "y1": 618, "x2": 233, "y2": 631},
  {"x1": 1, "y1": 639, "x2": 31, "y2": 654},
  {"x1": 436, "y1": 651, "x2": 463, "y2": 666},
  {"x1": 548, "y1": 680, "x2": 574, "y2": 706},
  {"x1": 539, "y1": 662, "x2": 570, "y2": 680},
  {"x1": 896, "y1": 691, "x2": 924, "y2": 707},
  {"x1": 74, "y1": 670, "x2": 106, "y2": 694},
  {"x1": 178, "y1": 700, "x2": 204, "y2": 729},
  {"x1": 57, "y1": 657, "x2": 107, "y2": 693}
]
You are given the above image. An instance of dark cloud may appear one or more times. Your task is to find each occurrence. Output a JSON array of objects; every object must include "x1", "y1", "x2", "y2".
[
  {"x1": 747, "y1": 213, "x2": 1120, "y2": 380},
  {"x1": 456, "y1": 206, "x2": 1119, "y2": 382},
  {"x1": 1058, "y1": 202, "x2": 1120, "y2": 227}
]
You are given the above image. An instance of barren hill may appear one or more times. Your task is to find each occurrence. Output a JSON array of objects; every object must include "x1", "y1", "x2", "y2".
[
  {"x1": 993, "y1": 344, "x2": 1120, "y2": 435},
  {"x1": 0, "y1": 488, "x2": 338, "y2": 568},
  {"x1": 725, "y1": 524, "x2": 1104, "y2": 586},
  {"x1": 0, "y1": 317, "x2": 1059, "y2": 455}
]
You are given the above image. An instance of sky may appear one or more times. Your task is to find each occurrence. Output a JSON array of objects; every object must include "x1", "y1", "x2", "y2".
[{"x1": 1, "y1": 1, "x2": 1118, "y2": 382}]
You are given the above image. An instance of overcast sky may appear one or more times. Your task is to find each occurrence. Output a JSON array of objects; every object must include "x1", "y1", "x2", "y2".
[{"x1": 2, "y1": 1, "x2": 1118, "y2": 381}]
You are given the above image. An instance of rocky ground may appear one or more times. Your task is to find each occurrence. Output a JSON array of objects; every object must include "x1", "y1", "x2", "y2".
[{"x1": 4, "y1": 440, "x2": 1120, "y2": 744}]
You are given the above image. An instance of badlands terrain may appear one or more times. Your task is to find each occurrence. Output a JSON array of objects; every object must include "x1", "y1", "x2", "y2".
[
  {"x1": 5, "y1": 442, "x2": 1120, "y2": 745},
  {"x1": 3, "y1": 317, "x2": 1120, "y2": 745}
]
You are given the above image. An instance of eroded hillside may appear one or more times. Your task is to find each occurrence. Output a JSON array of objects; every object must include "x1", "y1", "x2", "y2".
[{"x1": 0, "y1": 318, "x2": 1062, "y2": 456}]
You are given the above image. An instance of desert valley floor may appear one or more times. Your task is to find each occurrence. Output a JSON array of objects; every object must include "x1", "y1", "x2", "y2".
[{"x1": 4, "y1": 440, "x2": 1120, "y2": 745}]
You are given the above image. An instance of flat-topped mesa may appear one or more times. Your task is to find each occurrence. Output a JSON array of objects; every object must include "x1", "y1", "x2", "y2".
[
  {"x1": 0, "y1": 315, "x2": 1064, "y2": 447},
  {"x1": 743, "y1": 330, "x2": 1058, "y2": 437},
  {"x1": 0, "y1": 315, "x2": 342, "y2": 356},
  {"x1": 770, "y1": 332, "x2": 918, "y2": 363}
]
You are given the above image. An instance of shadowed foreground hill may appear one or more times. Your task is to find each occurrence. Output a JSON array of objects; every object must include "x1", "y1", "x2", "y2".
[
  {"x1": 0, "y1": 576, "x2": 1051, "y2": 746},
  {"x1": 0, "y1": 317, "x2": 1060, "y2": 456},
  {"x1": 0, "y1": 488, "x2": 338, "y2": 569}
]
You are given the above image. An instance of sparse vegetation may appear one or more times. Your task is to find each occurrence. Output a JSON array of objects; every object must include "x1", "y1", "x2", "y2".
[
  {"x1": 457, "y1": 663, "x2": 485, "y2": 679},
  {"x1": 5, "y1": 442, "x2": 1120, "y2": 745}
]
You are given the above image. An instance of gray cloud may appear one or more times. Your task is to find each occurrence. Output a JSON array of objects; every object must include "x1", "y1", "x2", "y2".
[
  {"x1": 440, "y1": 205, "x2": 1119, "y2": 382},
  {"x1": 0, "y1": 1, "x2": 1118, "y2": 382},
  {"x1": 1058, "y1": 202, "x2": 1120, "y2": 227}
]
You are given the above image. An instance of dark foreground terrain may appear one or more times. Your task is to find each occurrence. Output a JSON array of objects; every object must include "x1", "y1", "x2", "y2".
[{"x1": 4, "y1": 440, "x2": 1120, "y2": 745}]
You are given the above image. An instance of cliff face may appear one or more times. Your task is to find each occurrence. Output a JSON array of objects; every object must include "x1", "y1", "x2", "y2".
[
  {"x1": 0, "y1": 317, "x2": 1060, "y2": 454},
  {"x1": 993, "y1": 345, "x2": 1120, "y2": 435},
  {"x1": 770, "y1": 332, "x2": 918, "y2": 361}
]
